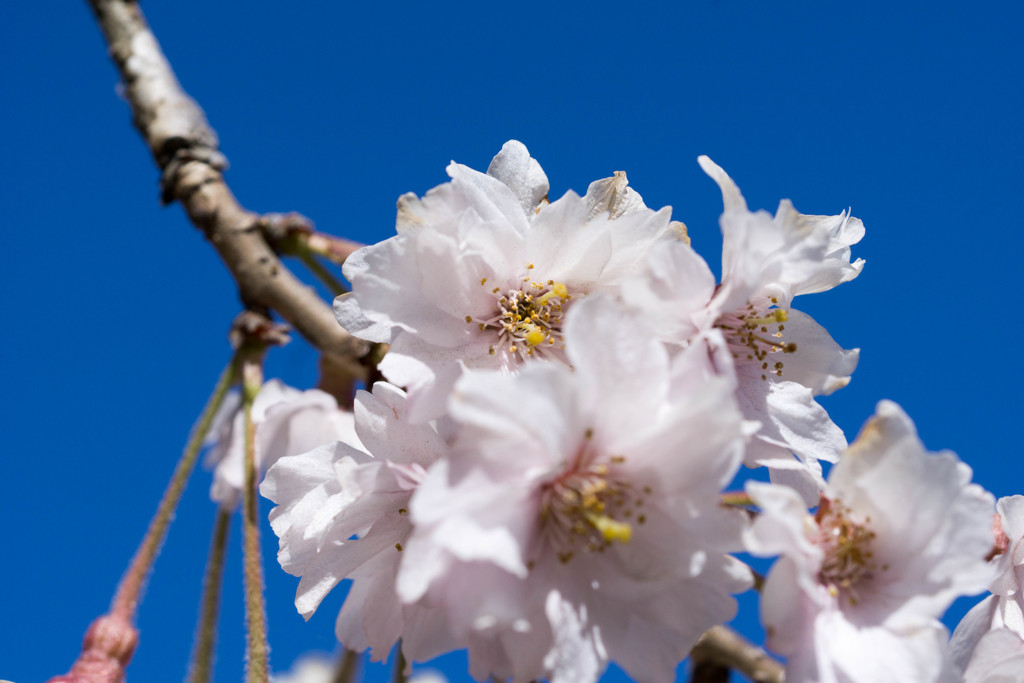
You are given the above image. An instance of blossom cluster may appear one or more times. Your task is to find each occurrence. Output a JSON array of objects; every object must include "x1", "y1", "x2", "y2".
[{"x1": 208, "y1": 142, "x2": 1014, "y2": 682}]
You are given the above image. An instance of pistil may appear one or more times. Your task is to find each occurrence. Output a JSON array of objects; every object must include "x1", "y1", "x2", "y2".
[
  {"x1": 467, "y1": 266, "x2": 573, "y2": 360},
  {"x1": 539, "y1": 447, "x2": 646, "y2": 564},
  {"x1": 717, "y1": 297, "x2": 796, "y2": 381},
  {"x1": 814, "y1": 497, "x2": 883, "y2": 605}
]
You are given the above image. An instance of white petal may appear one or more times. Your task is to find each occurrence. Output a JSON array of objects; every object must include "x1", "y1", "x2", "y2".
[
  {"x1": 775, "y1": 308, "x2": 859, "y2": 396},
  {"x1": 961, "y1": 627, "x2": 1024, "y2": 683},
  {"x1": 486, "y1": 140, "x2": 549, "y2": 218},
  {"x1": 949, "y1": 595, "x2": 1000, "y2": 671},
  {"x1": 543, "y1": 591, "x2": 605, "y2": 683},
  {"x1": 354, "y1": 383, "x2": 449, "y2": 468},
  {"x1": 581, "y1": 171, "x2": 649, "y2": 220}
]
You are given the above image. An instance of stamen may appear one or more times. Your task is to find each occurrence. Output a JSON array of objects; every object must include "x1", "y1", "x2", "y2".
[
  {"x1": 716, "y1": 302, "x2": 796, "y2": 380},
  {"x1": 464, "y1": 266, "x2": 577, "y2": 360},
  {"x1": 540, "y1": 446, "x2": 642, "y2": 563},
  {"x1": 586, "y1": 514, "x2": 633, "y2": 542},
  {"x1": 815, "y1": 497, "x2": 881, "y2": 605}
]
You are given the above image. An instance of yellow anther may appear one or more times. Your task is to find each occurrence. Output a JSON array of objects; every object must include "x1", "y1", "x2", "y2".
[
  {"x1": 525, "y1": 327, "x2": 546, "y2": 346},
  {"x1": 745, "y1": 308, "x2": 789, "y2": 326},
  {"x1": 526, "y1": 263, "x2": 535, "y2": 269},
  {"x1": 586, "y1": 514, "x2": 633, "y2": 543},
  {"x1": 465, "y1": 315, "x2": 473, "y2": 323},
  {"x1": 480, "y1": 277, "x2": 488, "y2": 285},
  {"x1": 537, "y1": 282, "x2": 569, "y2": 306}
]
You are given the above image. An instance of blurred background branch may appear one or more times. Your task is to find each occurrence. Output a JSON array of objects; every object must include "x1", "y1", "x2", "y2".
[{"x1": 85, "y1": 0, "x2": 368, "y2": 382}]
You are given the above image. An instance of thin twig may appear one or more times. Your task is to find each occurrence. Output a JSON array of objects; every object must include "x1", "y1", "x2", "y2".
[
  {"x1": 112, "y1": 360, "x2": 236, "y2": 617},
  {"x1": 240, "y1": 345, "x2": 270, "y2": 682},
  {"x1": 690, "y1": 626, "x2": 785, "y2": 683},
  {"x1": 331, "y1": 649, "x2": 360, "y2": 683},
  {"x1": 393, "y1": 644, "x2": 407, "y2": 683},
  {"x1": 85, "y1": 0, "x2": 369, "y2": 378},
  {"x1": 47, "y1": 360, "x2": 237, "y2": 683},
  {"x1": 298, "y1": 251, "x2": 348, "y2": 297},
  {"x1": 256, "y1": 212, "x2": 364, "y2": 266},
  {"x1": 188, "y1": 507, "x2": 232, "y2": 683}
]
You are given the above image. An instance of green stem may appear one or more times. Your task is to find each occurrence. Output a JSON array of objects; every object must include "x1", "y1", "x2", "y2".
[
  {"x1": 111, "y1": 360, "x2": 236, "y2": 618},
  {"x1": 719, "y1": 491, "x2": 755, "y2": 508},
  {"x1": 751, "y1": 568, "x2": 766, "y2": 593},
  {"x1": 188, "y1": 506, "x2": 232, "y2": 683},
  {"x1": 331, "y1": 648, "x2": 360, "y2": 683},
  {"x1": 303, "y1": 232, "x2": 364, "y2": 266},
  {"x1": 241, "y1": 348, "x2": 270, "y2": 683},
  {"x1": 393, "y1": 645, "x2": 407, "y2": 683},
  {"x1": 298, "y1": 251, "x2": 348, "y2": 297}
]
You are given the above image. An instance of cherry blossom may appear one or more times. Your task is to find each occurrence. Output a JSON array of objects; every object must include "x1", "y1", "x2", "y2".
[
  {"x1": 624, "y1": 157, "x2": 863, "y2": 501},
  {"x1": 396, "y1": 296, "x2": 752, "y2": 683},
  {"x1": 260, "y1": 382, "x2": 456, "y2": 666},
  {"x1": 203, "y1": 380, "x2": 358, "y2": 508},
  {"x1": 271, "y1": 654, "x2": 449, "y2": 683},
  {"x1": 949, "y1": 495, "x2": 1024, "y2": 672},
  {"x1": 745, "y1": 400, "x2": 994, "y2": 683},
  {"x1": 959, "y1": 628, "x2": 1024, "y2": 683},
  {"x1": 334, "y1": 140, "x2": 682, "y2": 422}
]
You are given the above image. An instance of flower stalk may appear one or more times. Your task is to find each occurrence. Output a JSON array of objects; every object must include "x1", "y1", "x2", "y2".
[
  {"x1": 239, "y1": 342, "x2": 271, "y2": 683},
  {"x1": 330, "y1": 648, "x2": 360, "y2": 683},
  {"x1": 46, "y1": 360, "x2": 237, "y2": 683},
  {"x1": 112, "y1": 360, "x2": 237, "y2": 618},
  {"x1": 188, "y1": 507, "x2": 232, "y2": 683},
  {"x1": 298, "y1": 250, "x2": 348, "y2": 297}
]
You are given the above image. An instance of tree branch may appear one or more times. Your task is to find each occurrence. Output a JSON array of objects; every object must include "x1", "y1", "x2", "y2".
[
  {"x1": 85, "y1": 0, "x2": 368, "y2": 374},
  {"x1": 690, "y1": 626, "x2": 785, "y2": 683}
]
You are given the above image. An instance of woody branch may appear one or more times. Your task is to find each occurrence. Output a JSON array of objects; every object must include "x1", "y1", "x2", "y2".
[{"x1": 85, "y1": 0, "x2": 368, "y2": 379}]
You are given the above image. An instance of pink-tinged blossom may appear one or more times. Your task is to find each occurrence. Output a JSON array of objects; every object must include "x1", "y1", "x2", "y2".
[
  {"x1": 949, "y1": 495, "x2": 1024, "y2": 672},
  {"x1": 203, "y1": 380, "x2": 358, "y2": 508},
  {"x1": 397, "y1": 296, "x2": 752, "y2": 683},
  {"x1": 271, "y1": 654, "x2": 450, "y2": 683},
  {"x1": 959, "y1": 628, "x2": 1024, "y2": 683},
  {"x1": 334, "y1": 140, "x2": 682, "y2": 423},
  {"x1": 623, "y1": 157, "x2": 863, "y2": 502},
  {"x1": 745, "y1": 400, "x2": 995, "y2": 683},
  {"x1": 260, "y1": 382, "x2": 456, "y2": 666}
]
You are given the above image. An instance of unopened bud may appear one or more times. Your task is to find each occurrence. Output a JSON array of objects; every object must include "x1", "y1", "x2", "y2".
[{"x1": 45, "y1": 614, "x2": 137, "y2": 683}]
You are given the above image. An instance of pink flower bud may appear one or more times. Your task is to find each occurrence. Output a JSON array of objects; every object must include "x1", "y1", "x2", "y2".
[{"x1": 46, "y1": 614, "x2": 137, "y2": 683}]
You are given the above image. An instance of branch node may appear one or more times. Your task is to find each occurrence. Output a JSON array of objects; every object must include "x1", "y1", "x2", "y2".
[
  {"x1": 229, "y1": 311, "x2": 291, "y2": 350},
  {"x1": 257, "y1": 212, "x2": 316, "y2": 248},
  {"x1": 161, "y1": 146, "x2": 229, "y2": 206}
]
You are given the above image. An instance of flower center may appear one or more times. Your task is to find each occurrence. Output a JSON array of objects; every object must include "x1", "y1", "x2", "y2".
[
  {"x1": 539, "y1": 442, "x2": 647, "y2": 565},
  {"x1": 467, "y1": 265, "x2": 574, "y2": 360},
  {"x1": 814, "y1": 497, "x2": 882, "y2": 605},
  {"x1": 716, "y1": 297, "x2": 796, "y2": 381}
]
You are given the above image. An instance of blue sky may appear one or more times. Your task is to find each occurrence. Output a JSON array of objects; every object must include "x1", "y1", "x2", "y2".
[{"x1": 2, "y1": 2, "x2": 1022, "y2": 681}]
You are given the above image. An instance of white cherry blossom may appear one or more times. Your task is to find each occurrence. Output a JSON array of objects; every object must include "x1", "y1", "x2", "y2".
[
  {"x1": 949, "y1": 495, "x2": 1024, "y2": 672},
  {"x1": 959, "y1": 628, "x2": 1024, "y2": 683},
  {"x1": 203, "y1": 380, "x2": 358, "y2": 508},
  {"x1": 745, "y1": 400, "x2": 994, "y2": 683},
  {"x1": 396, "y1": 296, "x2": 752, "y2": 683},
  {"x1": 260, "y1": 382, "x2": 456, "y2": 666},
  {"x1": 334, "y1": 140, "x2": 680, "y2": 422},
  {"x1": 624, "y1": 157, "x2": 863, "y2": 501},
  {"x1": 271, "y1": 654, "x2": 450, "y2": 683}
]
